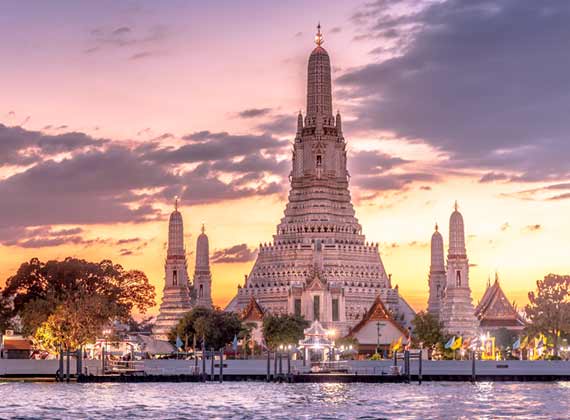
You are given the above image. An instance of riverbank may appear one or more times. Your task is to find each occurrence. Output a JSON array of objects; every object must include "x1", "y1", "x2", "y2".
[{"x1": 2, "y1": 359, "x2": 570, "y2": 383}]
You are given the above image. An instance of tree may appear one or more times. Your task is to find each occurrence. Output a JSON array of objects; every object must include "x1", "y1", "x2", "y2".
[
  {"x1": 0, "y1": 294, "x2": 12, "y2": 333},
  {"x1": 525, "y1": 274, "x2": 570, "y2": 356},
  {"x1": 262, "y1": 314, "x2": 309, "y2": 350},
  {"x1": 411, "y1": 311, "x2": 444, "y2": 348},
  {"x1": 171, "y1": 307, "x2": 242, "y2": 350},
  {"x1": 2, "y1": 257, "x2": 155, "y2": 350}
]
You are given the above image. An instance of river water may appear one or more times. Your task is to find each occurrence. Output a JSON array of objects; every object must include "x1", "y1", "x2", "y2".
[{"x1": 0, "y1": 381, "x2": 568, "y2": 419}]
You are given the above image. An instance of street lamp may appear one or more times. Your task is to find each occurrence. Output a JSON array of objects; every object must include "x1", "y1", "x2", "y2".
[{"x1": 376, "y1": 321, "x2": 386, "y2": 357}]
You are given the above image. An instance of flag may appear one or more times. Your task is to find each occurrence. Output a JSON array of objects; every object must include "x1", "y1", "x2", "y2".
[
  {"x1": 536, "y1": 336, "x2": 544, "y2": 350},
  {"x1": 392, "y1": 336, "x2": 403, "y2": 352},
  {"x1": 520, "y1": 336, "x2": 528, "y2": 350},
  {"x1": 512, "y1": 338, "x2": 521, "y2": 350},
  {"x1": 445, "y1": 336, "x2": 455, "y2": 349},
  {"x1": 175, "y1": 336, "x2": 183, "y2": 350},
  {"x1": 451, "y1": 336, "x2": 462, "y2": 350},
  {"x1": 232, "y1": 334, "x2": 238, "y2": 352},
  {"x1": 469, "y1": 336, "x2": 479, "y2": 350}
]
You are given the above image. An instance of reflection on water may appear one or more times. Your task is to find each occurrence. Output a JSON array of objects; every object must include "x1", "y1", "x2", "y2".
[{"x1": 0, "y1": 382, "x2": 568, "y2": 419}]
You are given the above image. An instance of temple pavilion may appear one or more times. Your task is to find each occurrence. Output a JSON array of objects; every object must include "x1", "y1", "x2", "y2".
[{"x1": 475, "y1": 274, "x2": 525, "y2": 333}]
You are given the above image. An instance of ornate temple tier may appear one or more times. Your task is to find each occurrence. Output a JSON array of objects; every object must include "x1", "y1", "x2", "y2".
[{"x1": 227, "y1": 26, "x2": 415, "y2": 335}]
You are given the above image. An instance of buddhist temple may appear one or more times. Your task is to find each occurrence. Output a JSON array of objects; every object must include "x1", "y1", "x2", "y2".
[
  {"x1": 193, "y1": 224, "x2": 213, "y2": 308},
  {"x1": 427, "y1": 223, "x2": 446, "y2": 319},
  {"x1": 153, "y1": 199, "x2": 193, "y2": 340},
  {"x1": 439, "y1": 202, "x2": 479, "y2": 337},
  {"x1": 475, "y1": 273, "x2": 525, "y2": 332},
  {"x1": 226, "y1": 25, "x2": 415, "y2": 334},
  {"x1": 345, "y1": 296, "x2": 409, "y2": 355}
]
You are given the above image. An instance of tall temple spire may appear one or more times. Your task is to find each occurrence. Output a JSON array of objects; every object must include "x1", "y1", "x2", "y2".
[
  {"x1": 449, "y1": 200, "x2": 466, "y2": 256},
  {"x1": 224, "y1": 24, "x2": 415, "y2": 335},
  {"x1": 194, "y1": 224, "x2": 213, "y2": 308},
  {"x1": 167, "y1": 199, "x2": 185, "y2": 257},
  {"x1": 306, "y1": 23, "x2": 333, "y2": 119},
  {"x1": 153, "y1": 200, "x2": 192, "y2": 340},
  {"x1": 428, "y1": 222, "x2": 446, "y2": 318},
  {"x1": 440, "y1": 201, "x2": 478, "y2": 336}
]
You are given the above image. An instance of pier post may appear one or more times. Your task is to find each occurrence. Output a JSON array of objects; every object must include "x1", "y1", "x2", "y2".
[
  {"x1": 404, "y1": 350, "x2": 411, "y2": 383},
  {"x1": 76, "y1": 348, "x2": 82, "y2": 378},
  {"x1": 418, "y1": 351, "x2": 422, "y2": 385},
  {"x1": 210, "y1": 348, "x2": 215, "y2": 382},
  {"x1": 287, "y1": 351, "x2": 291, "y2": 376},
  {"x1": 471, "y1": 351, "x2": 476, "y2": 382},
  {"x1": 393, "y1": 350, "x2": 397, "y2": 370},
  {"x1": 201, "y1": 342, "x2": 206, "y2": 382},
  {"x1": 58, "y1": 347, "x2": 64, "y2": 382},
  {"x1": 266, "y1": 351, "x2": 271, "y2": 382},
  {"x1": 273, "y1": 351, "x2": 278, "y2": 382},
  {"x1": 66, "y1": 348, "x2": 70, "y2": 382},
  {"x1": 279, "y1": 352, "x2": 283, "y2": 378},
  {"x1": 219, "y1": 348, "x2": 223, "y2": 383}
]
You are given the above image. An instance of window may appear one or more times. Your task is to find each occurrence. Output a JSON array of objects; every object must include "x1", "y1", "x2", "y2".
[
  {"x1": 456, "y1": 270, "x2": 461, "y2": 287},
  {"x1": 173, "y1": 270, "x2": 178, "y2": 286},
  {"x1": 199, "y1": 284, "x2": 203, "y2": 298},
  {"x1": 316, "y1": 155, "x2": 322, "y2": 167},
  {"x1": 313, "y1": 296, "x2": 320, "y2": 321},
  {"x1": 294, "y1": 299, "x2": 302, "y2": 317},
  {"x1": 332, "y1": 299, "x2": 339, "y2": 322}
]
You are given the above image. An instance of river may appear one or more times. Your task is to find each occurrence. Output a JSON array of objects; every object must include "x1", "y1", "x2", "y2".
[{"x1": 0, "y1": 381, "x2": 568, "y2": 419}]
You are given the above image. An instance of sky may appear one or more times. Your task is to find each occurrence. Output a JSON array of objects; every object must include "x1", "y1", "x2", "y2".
[{"x1": 1, "y1": 0, "x2": 569, "y2": 313}]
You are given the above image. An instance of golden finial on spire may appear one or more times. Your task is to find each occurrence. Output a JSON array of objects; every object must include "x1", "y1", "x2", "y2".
[
  {"x1": 174, "y1": 195, "x2": 179, "y2": 211},
  {"x1": 454, "y1": 200, "x2": 458, "y2": 211},
  {"x1": 315, "y1": 22, "x2": 324, "y2": 46},
  {"x1": 435, "y1": 222, "x2": 439, "y2": 231},
  {"x1": 201, "y1": 223, "x2": 205, "y2": 234}
]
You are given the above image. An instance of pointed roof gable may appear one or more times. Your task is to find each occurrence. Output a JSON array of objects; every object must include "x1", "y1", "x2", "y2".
[
  {"x1": 475, "y1": 276, "x2": 525, "y2": 327},
  {"x1": 346, "y1": 295, "x2": 408, "y2": 337},
  {"x1": 306, "y1": 271, "x2": 326, "y2": 291},
  {"x1": 241, "y1": 296, "x2": 265, "y2": 322}
]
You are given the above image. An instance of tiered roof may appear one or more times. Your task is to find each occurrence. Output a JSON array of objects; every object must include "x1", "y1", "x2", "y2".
[
  {"x1": 475, "y1": 275, "x2": 525, "y2": 329},
  {"x1": 241, "y1": 296, "x2": 265, "y2": 322}
]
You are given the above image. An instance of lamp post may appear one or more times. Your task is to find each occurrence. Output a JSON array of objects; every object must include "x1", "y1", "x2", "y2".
[{"x1": 376, "y1": 321, "x2": 385, "y2": 357}]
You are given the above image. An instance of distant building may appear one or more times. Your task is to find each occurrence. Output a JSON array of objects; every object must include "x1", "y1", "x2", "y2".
[
  {"x1": 475, "y1": 273, "x2": 525, "y2": 333},
  {"x1": 226, "y1": 25, "x2": 415, "y2": 335},
  {"x1": 1, "y1": 331, "x2": 32, "y2": 359},
  {"x1": 439, "y1": 202, "x2": 479, "y2": 337},
  {"x1": 153, "y1": 199, "x2": 193, "y2": 340},
  {"x1": 193, "y1": 225, "x2": 213, "y2": 308}
]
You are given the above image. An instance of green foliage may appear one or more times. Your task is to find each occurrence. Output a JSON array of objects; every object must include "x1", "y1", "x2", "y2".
[
  {"x1": 171, "y1": 307, "x2": 242, "y2": 350},
  {"x1": 411, "y1": 311, "x2": 444, "y2": 348},
  {"x1": 262, "y1": 314, "x2": 309, "y2": 350},
  {"x1": 494, "y1": 327, "x2": 518, "y2": 350},
  {"x1": 0, "y1": 294, "x2": 12, "y2": 333},
  {"x1": 2, "y1": 257, "x2": 155, "y2": 350},
  {"x1": 525, "y1": 274, "x2": 570, "y2": 355},
  {"x1": 335, "y1": 336, "x2": 359, "y2": 349},
  {"x1": 369, "y1": 352, "x2": 382, "y2": 360}
]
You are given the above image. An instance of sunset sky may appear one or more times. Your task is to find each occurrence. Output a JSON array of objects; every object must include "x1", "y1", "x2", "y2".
[{"x1": 1, "y1": 0, "x2": 569, "y2": 313}]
